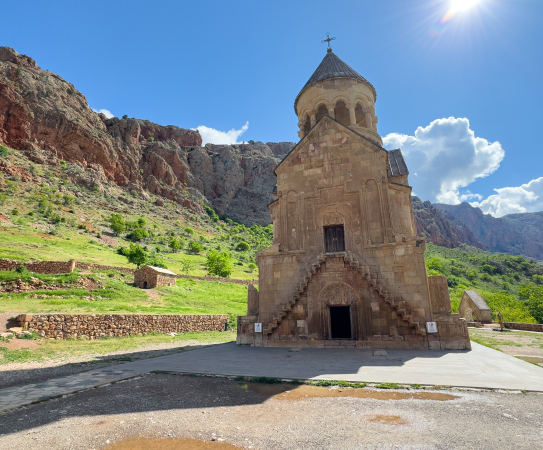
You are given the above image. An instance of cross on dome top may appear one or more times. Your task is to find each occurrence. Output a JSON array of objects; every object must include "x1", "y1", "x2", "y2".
[{"x1": 321, "y1": 32, "x2": 336, "y2": 50}]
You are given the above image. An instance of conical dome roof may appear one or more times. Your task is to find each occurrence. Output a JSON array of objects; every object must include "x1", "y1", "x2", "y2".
[{"x1": 295, "y1": 48, "x2": 376, "y2": 111}]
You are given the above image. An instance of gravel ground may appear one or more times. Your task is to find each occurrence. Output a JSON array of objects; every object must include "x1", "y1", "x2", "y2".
[
  {"x1": 0, "y1": 341, "x2": 222, "y2": 389},
  {"x1": 0, "y1": 374, "x2": 542, "y2": 449}
]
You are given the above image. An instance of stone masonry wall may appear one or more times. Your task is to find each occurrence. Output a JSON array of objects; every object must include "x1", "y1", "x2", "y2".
[
  {"x1": 75, "y1": 262, "x2": 135, "y2": 275},
  {"x1": 0, "y1": 259, "x2": 75, "y2": 274},
  {"x1": 504, "y1": 322, "x2": 543, "y2": 333},
  {"x1": 0, "y1": 258, "x2": 257, "y2": 285},
  {"x1": 18, "y1": 314, "x2": 229, "y2": 339}
]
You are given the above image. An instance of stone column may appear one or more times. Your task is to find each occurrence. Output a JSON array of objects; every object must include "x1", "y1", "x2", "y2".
[
  {"x1": 310, "y1": 115, "x2": 316, "y2": 128},
  {"x1": 349, "y1": 107, "x2": 356, "y2": 126},
  {"x1": 365, "y1": 112, "x2": 373, "y2": 130},
  {"x1": 298, "y1": 123, "x2": 305, "y2": 139},
  {"x1": 328, "y1": 107, "x2": 335, "y2": 119}
]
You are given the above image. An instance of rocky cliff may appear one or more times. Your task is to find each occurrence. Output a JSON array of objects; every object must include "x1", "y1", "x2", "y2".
[
  {"x1": 0, "y1": 46, "x2": 293, "y2": 225},
  {"x1": 434, "y1": 202, "x2": 543, "y2": 260},
  {"x1": 411, "y1": 197, "x2": 485, "y2": 250}
]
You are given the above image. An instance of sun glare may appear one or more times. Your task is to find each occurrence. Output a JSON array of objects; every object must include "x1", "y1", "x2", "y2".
[{"x1": 451, "y1": 0, "x2": 480, "y2": 11}]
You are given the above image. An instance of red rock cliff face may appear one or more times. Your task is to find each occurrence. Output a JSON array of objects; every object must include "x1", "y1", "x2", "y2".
[{"x1": 0, "y1": 46, "x2": 293, "y2": 225}]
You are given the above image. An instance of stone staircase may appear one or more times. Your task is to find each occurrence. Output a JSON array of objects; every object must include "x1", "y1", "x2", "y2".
[
  {"x1": 343, "y1": 251, "x2": 425, "y2": 336},
  {"x1": 263, "y1": 251, "x2": 425, "y2": 336},
  {"x1": 263, "y1": 254, "x2": 325, "y2": 335}
]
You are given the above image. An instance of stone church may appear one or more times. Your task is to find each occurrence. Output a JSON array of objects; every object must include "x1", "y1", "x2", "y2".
[{"x1": 237, "y1": 47, "x2": 470, "y2": 350}]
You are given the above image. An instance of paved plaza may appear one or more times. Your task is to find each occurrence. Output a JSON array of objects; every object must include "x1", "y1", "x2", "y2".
[{"x1": 1, "y1": 341, "x2": 542, "y2": 412}]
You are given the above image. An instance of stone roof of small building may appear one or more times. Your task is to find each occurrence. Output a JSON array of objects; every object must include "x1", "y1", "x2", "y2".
[
  {"x1": 387, "y1": 149, "x2": 409, "y2": 177},
  {"x1": 141, "y1": 265, "x2": 177, "y2": 276},
  {"x1": 295, "y1": 48, "x2": 377, "y2": 112},
  {"x1": 465, "y1": 290, "x2": 491, "y2": 310}
]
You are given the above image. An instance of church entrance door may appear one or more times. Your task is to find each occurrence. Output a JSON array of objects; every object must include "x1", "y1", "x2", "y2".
[
  {"x1": 324, "y1": 225, "x2": 345, "y2": 253},
  {"x1": 329, "y1": 306, "x2": 352, "y2": 339}
]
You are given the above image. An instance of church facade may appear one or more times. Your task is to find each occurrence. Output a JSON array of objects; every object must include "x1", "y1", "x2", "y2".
[{"x1": 237, "y1": 48, "x2": 470, "y2": 350}]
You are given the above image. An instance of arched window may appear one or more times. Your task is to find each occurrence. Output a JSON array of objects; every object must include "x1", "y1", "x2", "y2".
[
  {"x1": 315, "y1": 104, "x2": 328, "y2": 124},
  {"x1": 355, "y1": 104, "x2": 367, "y2": 128},
  {"x1": 304, "y1": 114, "x2": 311, "y2": 136},
  {"x1": 334, "y1": 101, "x2": 350, "y2": 127}
]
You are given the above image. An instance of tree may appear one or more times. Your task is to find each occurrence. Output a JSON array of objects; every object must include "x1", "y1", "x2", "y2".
[
  {"x1": 125, "y1": 243, "x2": 148, "y2": 268},
  {"x1": 520, "y1": 284, "x2": 543, "y2": 324},
  {"x1": 137, "y1": 217, "x2": 146, "y2": 227},
  {"x1": 181, "y1": 260, "x2": 195, "y2": 275},
  {"x1": 235, "y1": 241, "x2": 250, "y2": 251},
  {"x1": 206, "y1": 251, "x2": 232, "y2": 278},
  {"x1": 188, "y1": 241, "x2": 203, "y2": 253},
  {"x1": 169, "y1": 238, "x2": 181, "y2": 252},
  {"x1": 126, "y1": 228, "x2": 148, "y2": 241},
  {"x1": 109, "y1": 213, "x2": 126, "y2": 235}
]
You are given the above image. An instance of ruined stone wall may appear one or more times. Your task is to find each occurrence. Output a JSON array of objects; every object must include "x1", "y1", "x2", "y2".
[
  {"x1": 75, "y1": 262, "x2": 135, "y2": 275},
  {"x1": 18, "y1": 314, "x2": 229, "y2": 339},
  {"x1": 504, "y1": 322, "x2": 543, "y2": 333},
  {"x1": 0, "y1": 259, "x2": 75, "y2": 274},
  {"x1": 175, "y1": 274, "x2": 257, "y2": 286}
]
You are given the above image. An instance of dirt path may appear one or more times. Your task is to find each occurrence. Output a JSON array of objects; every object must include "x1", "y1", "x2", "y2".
[{"x1": 0, "y1": 312, "x2": 19, "y2": 333}]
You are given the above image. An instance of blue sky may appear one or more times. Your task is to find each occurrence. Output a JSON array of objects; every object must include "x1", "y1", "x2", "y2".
[{"x1": 2, "y1": 0, "x2": 542, "y2": 216}]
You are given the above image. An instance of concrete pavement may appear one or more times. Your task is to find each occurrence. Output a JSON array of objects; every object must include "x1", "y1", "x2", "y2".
[{"x1": 1, "y1": 341, "x2": 542, "y2": 412}]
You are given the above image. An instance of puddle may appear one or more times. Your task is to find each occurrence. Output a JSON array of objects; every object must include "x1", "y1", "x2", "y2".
[
  {"x1": 105, "y1": 437, "x2": 239, "y2": 450},
  {"x1": 238, "y1": 383, "x2": 459, "y2": 401},
  {"x1": 363, "y1": 414, "x2": 408, "y2": 425},
  {"x1": 515, "y1": 355, "x2": 543, "y2": 365}
]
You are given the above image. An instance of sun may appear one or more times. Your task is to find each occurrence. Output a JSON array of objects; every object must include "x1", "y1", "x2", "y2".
[{"x1": 450, "y1": 0, "x2": 480, "y2": 11}]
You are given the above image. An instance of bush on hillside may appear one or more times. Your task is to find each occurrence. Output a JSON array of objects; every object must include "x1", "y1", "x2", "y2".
[
  {"x1": 206, "y1": 250, "x2": 233, "y2": 278},
  {"x1": 188, "y1": 241, "x2": 203, "y2": 254},
  {"x1": 0, "y1": 145, "x2": 9, "y2": 157},
  {"x1": 235, "y1": 241, "x2": 250, "y2": 251},
  {"x1": 109, "y1": 213, "x2": 126, "y2": 235},
  {"x1": 184, "y1": 227, "x2": 195, "y2": 235},
  {"x1": 126, "y1": 228, "x2": 148, "y2": 242}
]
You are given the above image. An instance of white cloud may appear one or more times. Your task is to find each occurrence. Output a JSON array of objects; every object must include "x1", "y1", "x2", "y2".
[
  {"x1": 470, "y1": 177, "x2": 543, "y2": 217},
  {"x1": 383, "y1": 117, "x2": 504, "y2": 204},
  {"x1": 196, "y1": 121, "x2": 249, "y2": 146},
  {"x1": 92, "y1": 108, "x2": 114, "y2": 119}
]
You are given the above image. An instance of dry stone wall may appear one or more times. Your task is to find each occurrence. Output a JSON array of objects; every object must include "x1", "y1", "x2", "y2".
[
  {"x1": 176, "y1": 274, "x2": 257, "y2": 286},
  {"x1": 18, "y1": 314, "x2": 229, "y2": 339},
  {"x1": 74, "y1": 262, "x2": 135, "y2": 275},
  {"x1": 0, "y1": 259, "x2": 75, "y2": 274},
  {"x1": 504, "y1": 322, "x2": 543, "y2": 333}
]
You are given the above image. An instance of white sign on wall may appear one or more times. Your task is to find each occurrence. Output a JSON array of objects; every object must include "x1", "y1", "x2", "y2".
[
  {"x1": 254, "y1": 323, "x2": 262, "y2": 333},
  {"x1": 426, "y1": 321, "x2": 438, "y2": 333}
]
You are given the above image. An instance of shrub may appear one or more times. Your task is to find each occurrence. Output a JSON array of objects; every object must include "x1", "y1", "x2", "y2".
[
  {"x1": 235, "y1": 241, "x2": 251, "y2": 252},
  {"x1": 202, "y1": 202, "x2": 219, "y2": 222},
  {"x1": 188, "y1": 241, "x2": 203, "y2": 254},
  {"x1": 148, "y1": 137, "x2": 154, "y2": 142},
  {"x1": 0, "y1": 145, "x2": 9, "y2": 157},
  {"x1": 181, "y1": 260, "x2": 195, "y2": 274},
  {"x1": 248, "y1": 263, "x2": 257, "y2": 272},
  {"x1": 11, "y1": 208, "x2": 19, "y2": 216},
  {"x1": 206, "y1": 250, "x2": 233, "y2": 277},
  {"x1": 533, "y1": 274, "x2": 543, "y2": 285},
  {"x1": 126, "y1": 228, "x2": 148, "y2": 242},
  {"x1": 519, "y1": 284, "x2": 543, "y2": 323},
  {"x1": 122, "y1": 114, "x2": 128, "y2": 120},
  {"x1": 63, "y1": 194, "x2": 75, "y2": 206},
  {"x1": 169, "y1": 238, "x2": 181, "y2": 252},
  {"x1": 184, "y1": 227, "x2": 195, "y2": 235},
  {"x1": 108, "y1": 213, "x2": 126, "y2": 235},
  {"x1": 426, "y1": 257, "x2": 444, "y2": 273}
]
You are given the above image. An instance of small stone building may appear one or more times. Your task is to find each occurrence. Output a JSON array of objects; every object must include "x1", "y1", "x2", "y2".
[
  {"x1": 237, "y1": 46, "x2": 470, "y2": 350},
  {"x1": 459, "y1": 291, "x2": 492, "y2": 323},
  {"x1": 134, "y1": 265, "x2": 177, "y2": 289}
]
